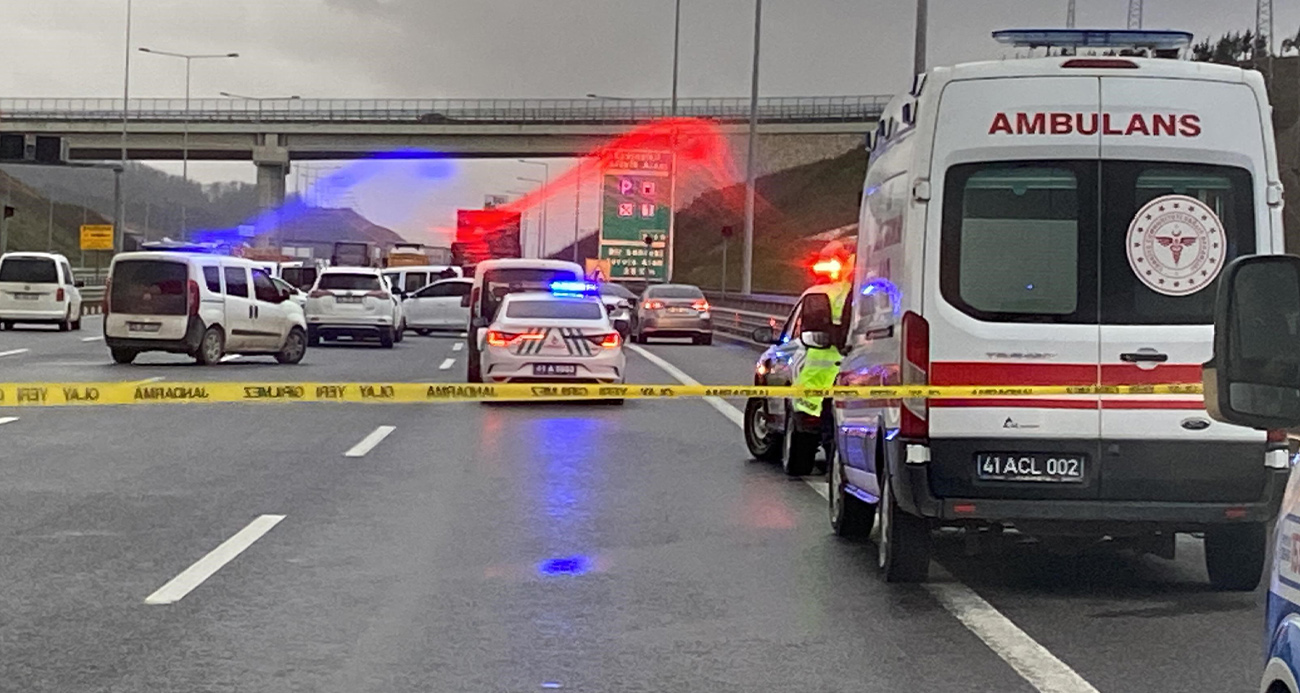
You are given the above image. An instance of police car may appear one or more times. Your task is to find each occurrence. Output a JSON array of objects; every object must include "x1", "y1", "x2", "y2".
[{"x1": 476, "y1": 282, "x2": 626, "y2": 388}]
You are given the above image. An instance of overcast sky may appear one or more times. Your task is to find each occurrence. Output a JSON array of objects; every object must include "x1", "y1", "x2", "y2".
[{"x1": 2, "y1": 0, "x2": 1288, "y2": 247}]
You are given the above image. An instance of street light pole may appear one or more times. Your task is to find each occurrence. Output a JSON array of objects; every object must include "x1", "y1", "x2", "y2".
[
  {"x1": 573, "y1": 159, "x2": 583, "y2": 264},
  {"x1": 117, "y1": 0, "x2": 132, "y2": 254},
  {"x1": 741, "y1": 0, "x2": 762, "y2": 295},
  {"x1": 138, "y1": 48, "x2": 238, "y2": 239},
  {"x1": 671, "y1": 0, "x2": 681, "y2": 117},
  {"x1": 518, "y1": 160, "x2": 550, "y2": 257}
]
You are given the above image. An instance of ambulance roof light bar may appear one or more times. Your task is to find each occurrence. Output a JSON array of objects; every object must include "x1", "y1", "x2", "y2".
[{"x1": 992, "y1": 29, "x2": 1193, "y2": 50}]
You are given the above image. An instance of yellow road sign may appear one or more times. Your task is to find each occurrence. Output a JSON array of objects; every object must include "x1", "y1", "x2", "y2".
[{"x1": 80, "y1": 225, "x2": 114, "y2": 251}]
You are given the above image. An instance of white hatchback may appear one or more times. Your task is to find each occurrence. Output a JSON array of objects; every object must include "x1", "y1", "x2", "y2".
[
  {"x1": 0, "y1": 252, "x2": 83, "y2": 331},
  {"x1": 403, "y1": 277, "x2": 471, "y2": 335}
]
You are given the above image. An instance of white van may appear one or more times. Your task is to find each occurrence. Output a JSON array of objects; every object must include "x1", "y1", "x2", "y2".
[
  {"x1": 0, "y1": 252, "x2": 84, "y2": 331},
  {"x1": 104, "y1": 252, "x2": 308, "y2": 365},
  {"x1": 382, "y1": 265, "x2": 464, "y2": 296},
  {"x1": 464, "y1": 258, "x2": 584, "y2": 381},
  {"x1": 832, "y1": 41, "x2": 1286, "y2": 589}
]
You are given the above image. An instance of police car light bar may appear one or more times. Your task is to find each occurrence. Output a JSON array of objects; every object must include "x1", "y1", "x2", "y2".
[
  {"x1": 549, "y1": 281, "x2": 598, "y2": 296},
  {"x1": 992, "y1": 29, "x2": 1193, "y2": 50}
]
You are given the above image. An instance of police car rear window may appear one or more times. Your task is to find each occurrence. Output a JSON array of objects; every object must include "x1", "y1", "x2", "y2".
[{"x1": 505, "y1": 300, "x2": 603, "y2": 320}]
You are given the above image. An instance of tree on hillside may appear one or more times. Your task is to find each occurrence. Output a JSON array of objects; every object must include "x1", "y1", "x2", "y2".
[
  {"x1": 1283, "y1": 27, "x2": 1300, "y2": 56},
  {"x1": 1191, "y1": 30, "x2": 1257, "y2": 65}
]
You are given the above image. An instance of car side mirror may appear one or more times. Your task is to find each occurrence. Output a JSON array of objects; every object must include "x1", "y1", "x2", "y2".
[
  {"x1": 1205, "y1": 254, "x2": 1300, "y2": 430},
  {"x1": 74, "y1": 280, "x2": 86, "y2": 288},
  {"x1": 799, "y1": 330, "x2": 832, "y2": 349},
  {"x1": 751, "y1": 326, "x2": 780, "y2": 344}
]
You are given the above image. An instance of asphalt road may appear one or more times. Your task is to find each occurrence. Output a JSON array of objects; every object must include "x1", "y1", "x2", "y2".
[{"x1": 0, "y1": 323, "x2": 1265, "y2": 692}]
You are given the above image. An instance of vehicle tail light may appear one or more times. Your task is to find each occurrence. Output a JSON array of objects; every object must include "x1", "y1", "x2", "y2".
[
  {"x1": 586, "y1": 332, "x2": 621, "y2": 348},
  {"x1": 56, "y1": 287, "x2": 64, "y2": 302},
  {"x1": 900, "y1": 311, "x2": 929, "y2": 439},
  {"x1": 103, "y1": 277, "x2": 111, "y2": 316},
  {"x1": 486, "y1": 330, "x2": 520, "y2": 347},
  {"x1": 309, "y1": 289, "x2": 334, "y2": 298},
  {"x1": 691, "y1": 299, "x2": 710, "y2": 311},
  {"x1": 187, "y1": 279, "x2": 200, "y2": 317},
  {"x1": 1267, "y1": 429, "x2": 1289, "y2": 452},
  {"x1": 1062, "y1": 58, "x2": 1139, "y2": 69},
  {"x1": 643, "y1": 299, "x2": 665, "y2": 310}
]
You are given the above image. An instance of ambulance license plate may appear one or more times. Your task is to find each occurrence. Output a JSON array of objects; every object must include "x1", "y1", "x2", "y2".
[
  {"x1": 533, "y1": 363, "x2": 577, "y2": 377},
  {"x1": 975, "y1": 453, "x2": 1085, "y2": 483}
]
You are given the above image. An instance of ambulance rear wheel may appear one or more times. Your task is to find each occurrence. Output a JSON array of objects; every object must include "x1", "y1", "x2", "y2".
[
  {"x1": 1205, "y1": 522, "x2": 1266, "y2": 591},
  {"x1": 744, "y1": 398, "x2": 783, "y2": 462},
  {"x1": 782, "y1": 406, "x2": 818, "y2": 477},
  {"x1": 879, "y1": 476, "x2": 931, "y2": 583}
]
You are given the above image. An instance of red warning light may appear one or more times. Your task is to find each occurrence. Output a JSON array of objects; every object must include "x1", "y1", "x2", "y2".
[{"x1": 812, "y1": 258, "x2": 844, "y2": 281}]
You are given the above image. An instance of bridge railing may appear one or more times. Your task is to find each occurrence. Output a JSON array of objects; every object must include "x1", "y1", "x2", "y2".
[{"x1": 0, "y1": 95, "x2": 890, "y2": 124}]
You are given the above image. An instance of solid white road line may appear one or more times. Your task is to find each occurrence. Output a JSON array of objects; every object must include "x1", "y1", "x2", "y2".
[
  {"x1": 0, "y1": 348, "x2": 30, "y2": 358},
  {"x1": 344, "y1": 425, "x2": 396, "y2": 458},
  {"x1": 626, "y1": 344, "x2": 742, "y2": 427},
  {"x1": 0, "y1": 416, "x2": 18, "y2": 426},
  {"x1": 452, "y1": 342, "x2": 464, "y2": 352},
  {"x1": 220, "y1": 354, "x2": 242, "y2": 363},
  {"x1": 438, "y1": 357, "x2": 456, "y2": 370},
  {"x1": 143, "y1": 514, "x2": 286, "y2": 605},
  {"x1": 81, "y1": 336, "x2": 103, "y2": 342},
  {"x1": 631, "y1": 343, "x2": 1099, "y2": 693}
]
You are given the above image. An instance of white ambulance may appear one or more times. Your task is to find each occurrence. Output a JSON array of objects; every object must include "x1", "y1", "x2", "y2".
[{"x1": 830, "y1": 30, "x2": 1288, "y2": 588}]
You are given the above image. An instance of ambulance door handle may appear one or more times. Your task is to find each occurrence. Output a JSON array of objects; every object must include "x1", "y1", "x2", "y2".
[{"x1": 1120, "y1": 351, "x2": 1168, "y2": 363}]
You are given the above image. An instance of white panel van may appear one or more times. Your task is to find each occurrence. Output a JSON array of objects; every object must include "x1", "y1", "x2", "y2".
[{"x1": 833, "y1": 53, "x2": 1286, "y2": 589}]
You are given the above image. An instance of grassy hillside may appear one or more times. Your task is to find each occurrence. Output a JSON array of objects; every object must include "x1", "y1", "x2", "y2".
[
  {"x1": 0, "y1": 169, "x2": 112, "y2": 262},
  {"x1": 673, "y1": 147, "x2": 867, "y2": 294}
]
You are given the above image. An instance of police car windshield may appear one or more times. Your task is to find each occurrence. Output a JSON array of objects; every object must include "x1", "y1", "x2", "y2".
[
  {"x1": 0, "y1": 257, "x2": 58, "y2": 283},
  {"x1": 505, "y1": 299, "x2": 603, "y2": 320},
  {"x1": 645, "y1": 285, "x2": 703, "y2": 299},
  {"x1": 318, "y1": 273, "x2": 382, "y2": 291}
]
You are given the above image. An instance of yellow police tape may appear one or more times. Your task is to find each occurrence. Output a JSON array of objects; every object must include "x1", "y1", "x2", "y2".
[{"x1": 0, "y1": 382, "x2": 1206, "y2": 407}]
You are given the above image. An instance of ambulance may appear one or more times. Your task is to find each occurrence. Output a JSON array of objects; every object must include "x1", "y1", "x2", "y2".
[{"x1": 830, "y1": 29, "x2": 1288, "y2": 587}]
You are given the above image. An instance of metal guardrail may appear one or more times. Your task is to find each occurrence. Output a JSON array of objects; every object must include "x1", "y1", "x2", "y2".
[
  {"x1": 0, "y1": 95, "x2": 891, "y2": 125},
  {"x1": 79, "y1": 286, "x2": 104, "y2": 316},
  {"x1": 704, "y1": 291, "x2": 796, "y2": 344}
]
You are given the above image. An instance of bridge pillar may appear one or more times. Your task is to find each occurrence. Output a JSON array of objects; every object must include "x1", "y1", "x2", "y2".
[{"x1": 253, "y1": 144, "x2": 290, "y2": 247}]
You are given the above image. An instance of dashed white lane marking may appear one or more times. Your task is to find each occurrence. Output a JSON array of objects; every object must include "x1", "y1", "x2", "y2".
[
  {"x1": 438, "y1": 357, "x2": 456, "y2": 371},
  {"x1": 626, "y1": 344, "x2": 741, "y2": 427},
  {"x1": 344, "y1": 425, "x2": 396, "y2": 458},
  {"x1": 630, "y1": 343, "x2": 1099, "y2": 693},
  {"x1": 220, "y1": 354, "x2": 242, "y2": 363},
  {"x1": 81, "y1": 336, "x2": 103, "y2": 342},
  {"x1": 0, "y1": 348, "x2": 30, "y2": 358},
  {"x1": 143, "y1": 514, "x2": 286, "y2": 605},
  {"x1": 0, "y1": 416, "x2": 18, "y2": 426},
  {"x1": 452, "y1": 342, "x2": 464, "y2": 352}
]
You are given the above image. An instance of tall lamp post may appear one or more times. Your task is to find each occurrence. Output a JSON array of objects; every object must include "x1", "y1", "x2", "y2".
[
  {"x1": 138, "y1": 47, "x2": 239, "y2": 238},
  {"x1": 517, "y1": 176, "x2": 546, "y2": 258},
  {"x1": 741, "y1": 0, "x2": 762, "y2": 295},
  {"x1": 518, "y1": 160, "x2": 550, "y2": 258}
]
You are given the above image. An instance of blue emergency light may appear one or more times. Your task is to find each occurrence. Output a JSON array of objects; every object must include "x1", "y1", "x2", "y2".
[
  {"x1": 549, "y1": 281, "x2": 599, "y2": 296},
  {"x1": 992, "y1": 29, "x2": 1193, "y2": 51}
]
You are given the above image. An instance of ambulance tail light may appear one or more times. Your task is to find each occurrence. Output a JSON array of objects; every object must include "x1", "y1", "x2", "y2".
[
  {"x1": 1267, "y1": 429, "x2": 1289, "y2": 452},
  {"x1": 900, "y1": 311, "x2": 929, "y2": 439},
  {"x1": 187, "y1": 279, "x2": 200, "y2": 317},
  {"x1": 1061, "y1": 58, "x2": 1139, "y2": 69}
]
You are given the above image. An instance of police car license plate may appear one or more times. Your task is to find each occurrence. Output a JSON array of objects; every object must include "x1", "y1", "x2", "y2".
[
  {"x1": 533, "y1": 363, "x2": 577, "y2": 376},
  {"x1": 975, "y1": 453, "x2": 1085, "y2": 483},
  {"x1": 127, "y1": 322, "x2": 161, "y2": 333}
]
